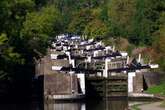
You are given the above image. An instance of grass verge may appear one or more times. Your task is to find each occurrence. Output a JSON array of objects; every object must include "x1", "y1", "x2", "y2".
[
  {"x1": 160, "y1": 100, "x2": 165, "y2": 107},
  {"x1": 146, "y1": 83, "x2": 165, "y2": 96},
  {"x1": 131, "y1": 105, "x2": 141, "y2": 110}
]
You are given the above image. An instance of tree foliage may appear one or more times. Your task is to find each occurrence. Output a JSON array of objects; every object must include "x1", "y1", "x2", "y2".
[
  {"x1": 0, "y1": 0, "x2": 35, "y2": 81},
  {"x1": 84, "y1": 19, "x2": 108, "y2": 39},
  {"x1": 67, "y1": 9, "x2": 94, "y2": 35},
  {"x1": 21, "y1": 5, "x2": 62, "y2": 56},
  {"x1": 152, "y1": 12, "x2": 165, "y2": 70},
  {"x1": 0, "y1": 0, "x2": 35, "y2": 37},
  {"x1": 108, "y1": 0, "x2": 136, "y2": 37},
  {"x1": 0, "y1": 1, "x2": 64, "y2": 99},
  {"x1": 0, "y1": 34, "x2": 23, "y2": 80}
]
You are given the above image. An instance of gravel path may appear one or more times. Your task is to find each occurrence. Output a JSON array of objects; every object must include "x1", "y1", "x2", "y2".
[{"x1": 138, "y1": 102, "x2": 165, "y2": 110}]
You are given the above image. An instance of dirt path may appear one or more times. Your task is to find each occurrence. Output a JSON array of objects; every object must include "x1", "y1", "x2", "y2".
[{"x1": 138, "y1": 102, "x2": 165, "y2": 110}]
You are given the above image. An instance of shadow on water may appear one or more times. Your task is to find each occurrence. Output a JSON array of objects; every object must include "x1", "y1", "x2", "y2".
[
  {"x1": 0, "y1": 98, "x2": 128, "y2": 110},
  {"x1": 86, "y1": 98, "x2": 128, "y2": 110},
  {"x1": 0, "y1": 102, "x2": 44, "y2": 110},
  {"x1": 45, "y1": 98, "x2": 128, "y2": 110}
]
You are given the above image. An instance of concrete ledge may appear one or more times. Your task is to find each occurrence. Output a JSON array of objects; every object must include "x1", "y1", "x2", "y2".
[
  {"x1": 46, "y1": 94, "x2": 85, "y2": 101},
  {"x1": 129, "y1": 93, "x2": 154, "y2": 98},
  {"x1": 128, "y1": 93, "x2": 162, "y2": 101}
]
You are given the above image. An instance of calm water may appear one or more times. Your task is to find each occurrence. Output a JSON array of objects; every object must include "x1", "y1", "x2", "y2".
[{"x1": 0, "y1": 99, "x2": 128, "y2": 110}]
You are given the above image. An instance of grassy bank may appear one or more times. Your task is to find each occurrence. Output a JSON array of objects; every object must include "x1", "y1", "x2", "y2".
[
  {"x1": 131, "y1": 105, "x2": 141, "y2": 110},
  {"x1": 146, "y1": 83, "x2": 165, "y2": 96},
  {"x1": 146, "y1": 83, "x2": 165, "y2": 108},
  {"x1": 160, "y1": 100, "x2": 165, "y2": 107}
]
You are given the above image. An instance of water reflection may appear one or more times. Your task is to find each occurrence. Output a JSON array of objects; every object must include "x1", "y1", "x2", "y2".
[
  {"x1": 45, "y1": 99, "x2": 128, "y2": 110},
  {"x1": 45, "y1": 103, "x2": 85, "y2": 110},
  {"x1": 0, "y1": 99, "x2": 128, "y2": 110},
  {"x1": 86, "y1": 99, "x2": 128, "y2": 110},
  {"x1": 0, "y1": 102, "x2": 43, "y2": 110}
]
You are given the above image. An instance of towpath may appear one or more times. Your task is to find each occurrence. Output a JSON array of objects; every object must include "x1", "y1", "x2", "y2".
[{"x1": 138, "y1": 102, "x2": 165, "y2": 110}]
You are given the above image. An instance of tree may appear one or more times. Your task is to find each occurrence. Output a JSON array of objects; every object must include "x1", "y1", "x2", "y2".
[
  {"x1": 21, "y1": 5, "x2": 62, "y2": 57},
  {"x1": 0, "y1": 34, "x2": 23, "y2": 80},
  {"x1": 152, "y1": 12, "x2": 165, "y2": 70},
  {"x1": 84, "y1": 19, "x2": 108, "y2": 39},
  {"x1": 0, "y1": 0, "x2": 34, "y2": 81},
  {"x1": 108, "y1": 0, "x2": 136, "y2": 37},
  {"x1": 0, "y1": 3, "x2": 63, "y2": 100},
  {"x1": 130, "y1": 0, "x2": 153, "y2": 45},
  {"x1": 67, "y1": 9, "x2": 94, "y2": 35},
  {"x1": 0, "y1": 0, "x2": 35, "y2": 37}
]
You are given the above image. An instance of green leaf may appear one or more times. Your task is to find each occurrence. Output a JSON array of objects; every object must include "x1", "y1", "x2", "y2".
[{"x1": 0, "y1": 33, "x2": 8, "y2": 45}]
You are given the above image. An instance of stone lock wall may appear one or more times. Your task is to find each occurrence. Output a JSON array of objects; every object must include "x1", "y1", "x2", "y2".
[
  {"x1": 44, "y1": 73, "x2": 78, "y2": 96},
  {"x1": 133, "y1": 73, "x2": 143, "y2": 93},
  {"x1": 143, "y1": 72, "x2": 163, "y2": 87}
]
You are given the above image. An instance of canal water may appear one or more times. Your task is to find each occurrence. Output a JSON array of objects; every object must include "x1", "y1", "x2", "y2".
[{"x1": 0, "y1": 99, "x2": 128, "y2": 110}]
